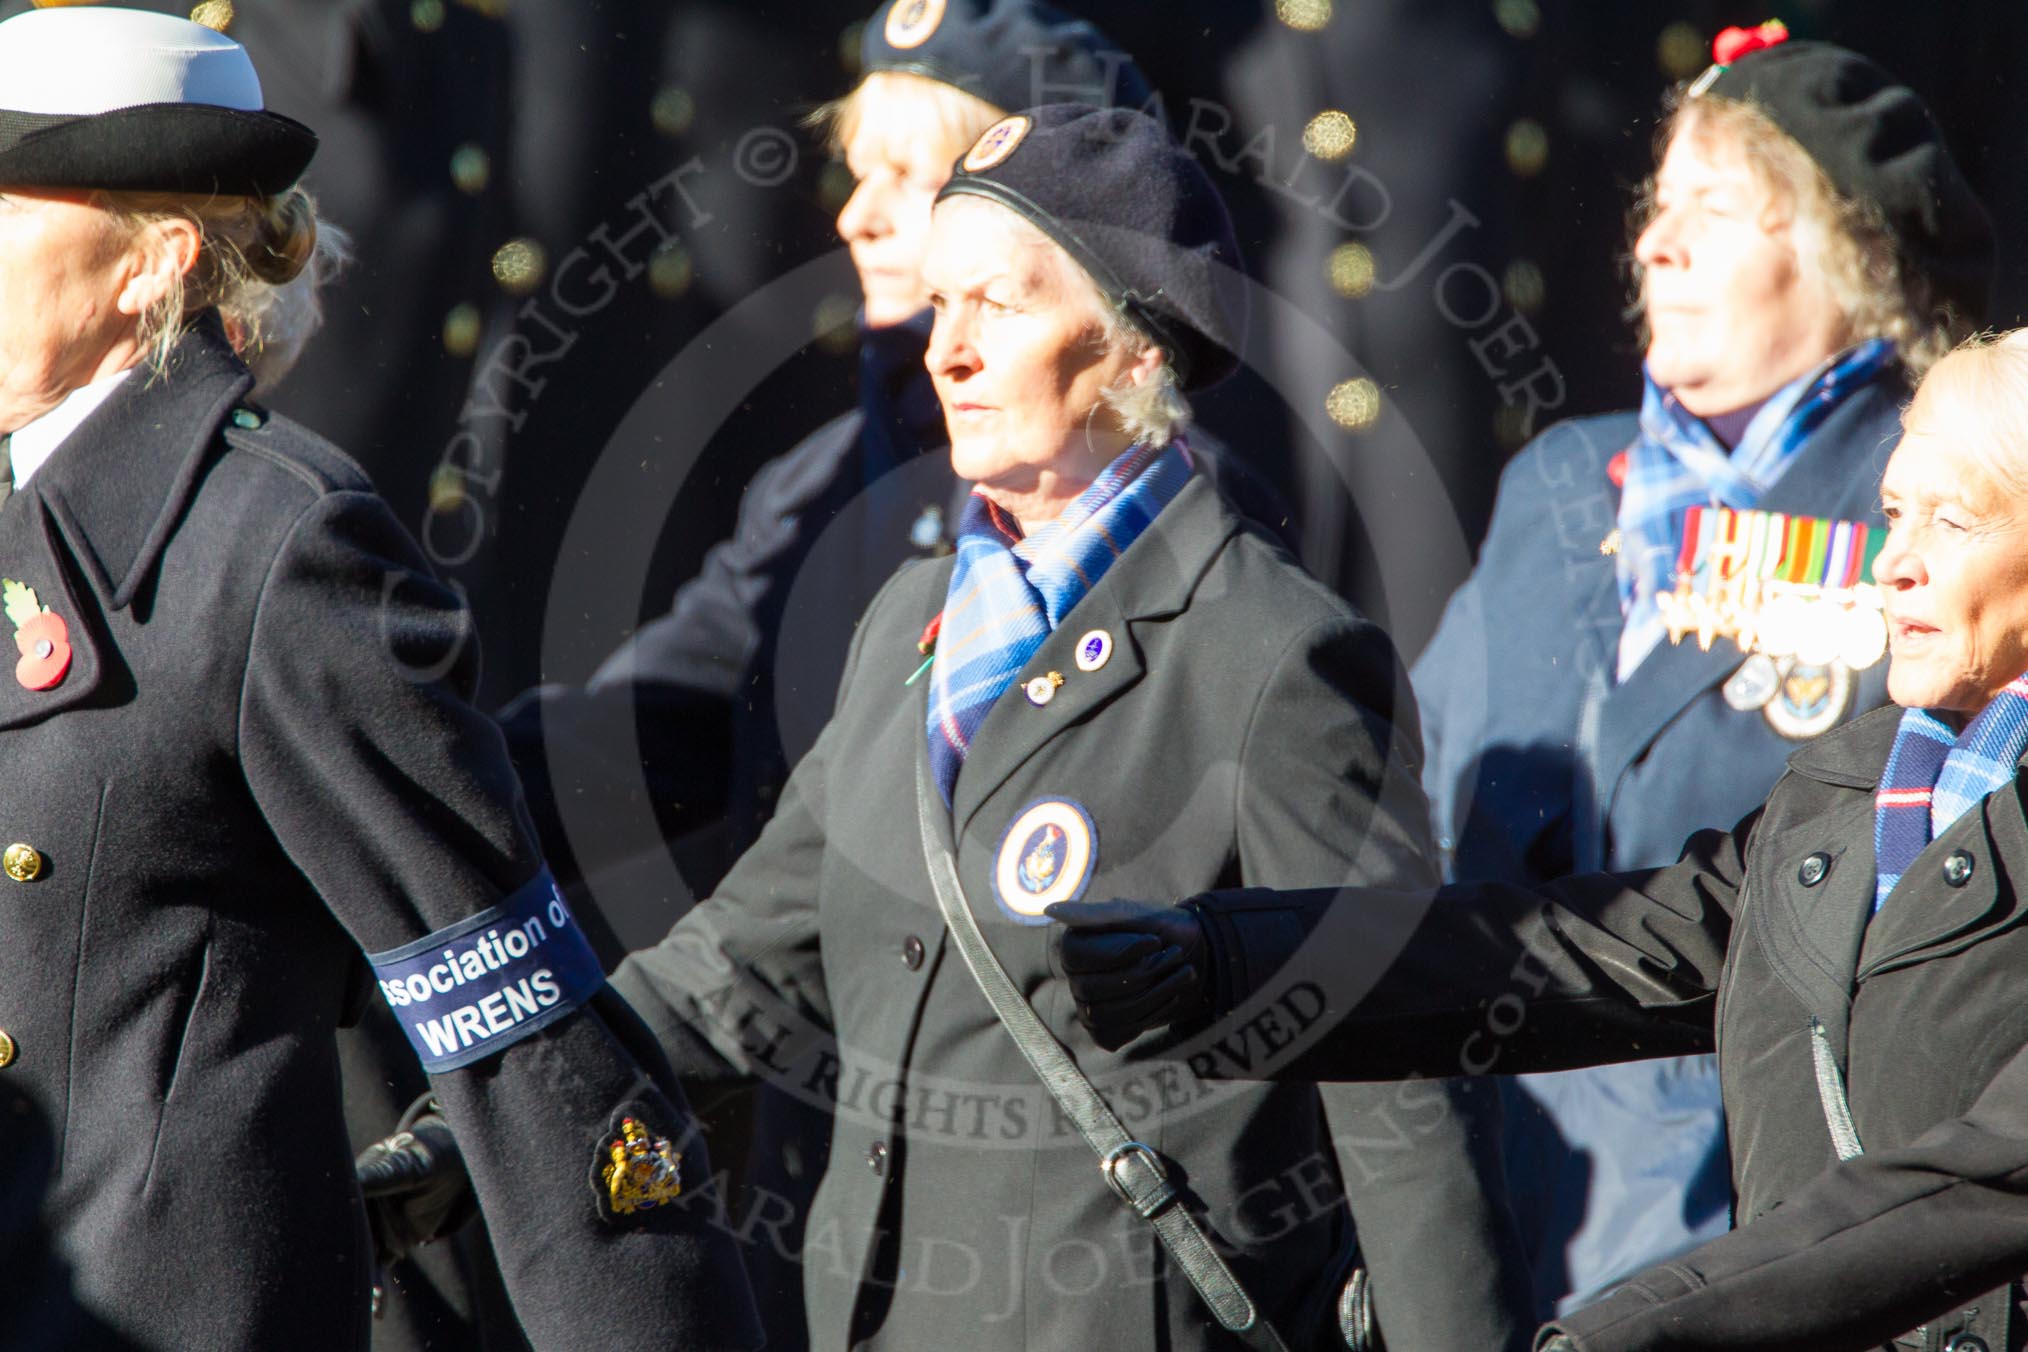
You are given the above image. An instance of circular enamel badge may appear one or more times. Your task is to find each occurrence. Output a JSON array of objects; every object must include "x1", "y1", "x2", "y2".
[
  {"x1": 1074, "y1": 629, "x2": 1113, "y2": 673},
  {"x1": 883, "y1": 0, "x2": 946, "y2": 49},
  {"x1": 1764, "y1": 660, "x2": 1853, "y2": 741},
  {"x1": 993, "y1": 799, "x2": 1098, "y2": 925},
  {"x1": 962, "y1": 115, "x2": 1031, "y2": 173}
]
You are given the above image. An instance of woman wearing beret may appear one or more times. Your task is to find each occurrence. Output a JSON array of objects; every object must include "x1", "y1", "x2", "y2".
[
  {"x1": 0, "y1": 10, "x2": 756, "y2": 1351},
  {"x1": 1055, "y1": 329, "x2": 2028, "y2": 1350},
  {"x1": 502, "y1": 0, "x2": 1289, "y2": 890},
  {"x1": 609, "y1": 103, "x2": 1527, "y2": 1351},
  {"x1": 1405, "y1": 28, "x2": 1992, "y2": 1313}
]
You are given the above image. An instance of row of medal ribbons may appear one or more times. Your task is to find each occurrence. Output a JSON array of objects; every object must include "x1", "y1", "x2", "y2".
[{"x1": 1658, "y1": 505, "x2": 1888, "y2": 670}]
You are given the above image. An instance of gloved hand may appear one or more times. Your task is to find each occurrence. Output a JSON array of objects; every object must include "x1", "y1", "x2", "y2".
[
  {"x1": 354, "y1": 1096, "x2": 476, "y2": 1271},
  {"x1": 1045, "y1": 898, "x2": 1213, "y2": 1051}
]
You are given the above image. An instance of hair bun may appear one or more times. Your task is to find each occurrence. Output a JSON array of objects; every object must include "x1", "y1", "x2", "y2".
[{"x1": 248, "y1": 187, "x2": 316, "y2": 286}]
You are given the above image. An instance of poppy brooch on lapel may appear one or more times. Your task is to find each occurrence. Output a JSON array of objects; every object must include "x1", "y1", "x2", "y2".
[{"x1": 4, "y1": 580, "x2": 70, "y2": 691}]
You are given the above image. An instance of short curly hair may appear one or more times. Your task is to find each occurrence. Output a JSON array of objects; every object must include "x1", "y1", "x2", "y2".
[{"x1": 1629, "y1": 92, "x2": 1968, "y2": 376}]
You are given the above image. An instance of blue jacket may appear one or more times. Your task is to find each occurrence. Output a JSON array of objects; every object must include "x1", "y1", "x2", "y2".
[{"x1": 1411, "y1": 374, "x2": 1909, "y2": 1310}]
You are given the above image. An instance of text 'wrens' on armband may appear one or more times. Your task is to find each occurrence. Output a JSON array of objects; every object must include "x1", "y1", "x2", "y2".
[{"x1": 367, "y1": 868, "x2": 605, "y2": 1072}]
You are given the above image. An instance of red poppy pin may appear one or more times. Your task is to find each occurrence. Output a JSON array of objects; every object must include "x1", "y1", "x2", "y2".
[
  {"x1": 4, "y1": 580, "x2": 70, "y2": 691},
  {"x1": 1711, "y1": 19, "x2": 1789, "y2": 67}
]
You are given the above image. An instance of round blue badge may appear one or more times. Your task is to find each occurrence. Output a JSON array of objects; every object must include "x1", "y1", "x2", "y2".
[{"x1": 991, "y1": 798, "x2": 1098, "y2": 925}]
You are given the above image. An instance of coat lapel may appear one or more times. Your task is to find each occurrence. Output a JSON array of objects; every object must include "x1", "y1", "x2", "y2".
[
  {"x1": 0, "y1": 318, "x2": 249, "y2": 731},
  {"x1": 948, "y1": 475, "x2": 1238, "y2": 843},
  {"x1": 1587, "y1": 380, "x2": 1908, "y2": 834},
  {"x1": 0, "y1": 494, "x2": 107, "y2": 730},
  {"x1": 35, "y1": 316, "x2": 253, "y2": 612},
  {"x1": 1856, "y1": 772, "x2": 2028, "y2": 980}
]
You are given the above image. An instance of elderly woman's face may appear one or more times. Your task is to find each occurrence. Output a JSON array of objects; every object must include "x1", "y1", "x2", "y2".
[
  {"x1": 921, "y1": 199, "x2": 1146, "y2": 521},
  {"x1": 1874, "y1": 416, "x2": 2028, "y2": 716},
  {"x1": 0, "y1": 190, "x2": 142, "y2": 430},
  {"x1": 1635, "y1": 118, "x2": 1852, "y2": 417},
  {"x1": 836, "y1": 120, "x2": 962, "y2": 328}
]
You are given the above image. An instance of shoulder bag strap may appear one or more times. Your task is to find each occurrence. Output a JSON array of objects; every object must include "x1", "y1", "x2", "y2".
[{"x1": 914, "y1": 758, "x2": 1290, "y2": 1351}]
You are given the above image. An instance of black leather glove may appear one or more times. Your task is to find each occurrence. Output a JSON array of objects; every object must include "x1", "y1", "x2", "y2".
[
  {"x1": 354, "y1": 1095, "x2": 476, "y2": 1272},
  {"x1": 1046, "y1": 898, "x2": 1212, "y2": 1051}
]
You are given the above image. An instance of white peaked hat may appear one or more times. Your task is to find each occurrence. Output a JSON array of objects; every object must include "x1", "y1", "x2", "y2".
[{"x1": 0, "y1": 5, "x2": 315, "y2": 195}]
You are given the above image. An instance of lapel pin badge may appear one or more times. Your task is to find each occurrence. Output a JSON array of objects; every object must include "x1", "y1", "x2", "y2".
[
  {"x1": 1074, "y1": 629, "x2": 1113, "y2": 672},
  {"x1": 1025, "y1": 671, "x2": 1065, "y2": 707},
  {"x1": 4, "y1": 579, "x2": 70, "y2": 691}
]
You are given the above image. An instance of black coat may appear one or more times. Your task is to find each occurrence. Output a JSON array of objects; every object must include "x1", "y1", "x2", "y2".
[
  {"x1": 0, "y1": 322, "x2": 759, "y2": 1352},
  {"x1": 611, "y1": 471, "x2": 1526, "y2": 1351},
  {"x1": 1200, "y1": 705, "x2": 2028, "y2": 1350}
]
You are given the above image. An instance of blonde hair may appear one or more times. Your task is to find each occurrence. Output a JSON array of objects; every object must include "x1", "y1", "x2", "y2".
[
  {"x1": 1630, "y1": 94, "x2": 1965, "y2": 376},
  {"x1": 1903, "y1": 329, "x2": 2028, "y2": 502},
  {"x1": 810, "y1": 69, "x2": 1003, "y2": 165},
  {"x1": 92, "y1": 185, "x2": 327, "y2": 377}
]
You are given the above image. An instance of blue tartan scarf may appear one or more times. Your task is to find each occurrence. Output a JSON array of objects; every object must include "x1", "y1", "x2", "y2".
[
  {"x1": 926, "y1": 439, "x2": 1192, "y2": 805},
  {"x1": 1614, "y1": 338, "x2": 1896, "y2": 680},
  {"x1": 1873, "y1": 676, "x2": 2028, "y2": 910}
]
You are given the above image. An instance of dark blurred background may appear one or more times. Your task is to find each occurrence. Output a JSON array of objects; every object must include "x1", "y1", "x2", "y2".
[{"x1": 24, "y1": 0, "x2": 2018, "y2": 685}]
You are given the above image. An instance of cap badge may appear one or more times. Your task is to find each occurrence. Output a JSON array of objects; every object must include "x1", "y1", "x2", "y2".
[
  {"x1": 4, "y1": 580, "x2": 70, "y2": 692},
  {"x1": 1074, "y1": 629, "x2": 1113, "y2": 672},
  {"x1": 962, "y1": 114, "x2": 1032, "y2": 174},
  {"x1": 883, "y1": 0, "x2": 946, "y2": 51},
  {"x1": 601, "y1": 1117, "x2": 684, "y2": 1217},
  {"x1": 993, "y1": 798, "x2": 1097, "y2": 924}
]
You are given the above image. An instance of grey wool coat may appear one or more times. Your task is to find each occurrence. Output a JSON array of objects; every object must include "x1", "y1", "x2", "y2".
[
  {"x1": 1197, "y1": 704, "x2": 2028, "y2": 1351},
  {"x1": 613, "y1": 471, "x2": 1531, "y2": 1352},
  {"x1": 0, "y1": 320, "x2": 759, "y2": 1352}
]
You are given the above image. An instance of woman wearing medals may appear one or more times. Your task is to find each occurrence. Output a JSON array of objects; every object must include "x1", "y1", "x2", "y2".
[{"x1": 1399, "y1": 25, "x2": 1993, "y2": 1316}]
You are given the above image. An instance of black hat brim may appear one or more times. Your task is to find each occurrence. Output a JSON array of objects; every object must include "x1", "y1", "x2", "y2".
[{"x1": 0, "y1": 103, "x2": 316, "y2": 197}]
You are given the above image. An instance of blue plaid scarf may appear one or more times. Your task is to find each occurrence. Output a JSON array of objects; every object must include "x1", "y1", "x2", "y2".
[
  {"x1": 1615, "y1": 338, "x2": 1896, "y2": 680},
  {"x1": 1873, "y1": 675, "x2": 2028, "y2": 909},
  {"x1": 926, "y1": 440, "x2": 1192, "y2": 805}
]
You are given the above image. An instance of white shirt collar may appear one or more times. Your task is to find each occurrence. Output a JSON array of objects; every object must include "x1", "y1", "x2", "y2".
[{"x1": 10, "y1": 367, "x2": 134, "y2": 488}]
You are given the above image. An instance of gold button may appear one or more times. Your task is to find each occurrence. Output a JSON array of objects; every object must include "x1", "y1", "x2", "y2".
[
  {"x1": 0, "y1": 1030, "x2": 16, "y2": 1069},
  {"x1": 4, "y1": 844, "x2": 42, "y2": 882}
]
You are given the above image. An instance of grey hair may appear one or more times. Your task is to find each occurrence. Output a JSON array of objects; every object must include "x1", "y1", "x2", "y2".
[{"x1": 1088, "y1": 292, "x2": 1191, "y2": 448}]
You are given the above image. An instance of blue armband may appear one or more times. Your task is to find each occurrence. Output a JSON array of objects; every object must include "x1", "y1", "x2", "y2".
[{"x1": 367, "y1": 869, "x2": 605, "y2": 1072}]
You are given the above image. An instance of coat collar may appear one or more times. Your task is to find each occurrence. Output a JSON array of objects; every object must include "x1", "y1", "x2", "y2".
[
  {"x1": 32, "y1": 314, "x2": 253, "y2": 612},
  {"x1": 1586, "y1": 374, "x2": 1910, "y2": 829},
  {"x1": 940, "y1": 471, "x2": 1243, "y2": 841}
]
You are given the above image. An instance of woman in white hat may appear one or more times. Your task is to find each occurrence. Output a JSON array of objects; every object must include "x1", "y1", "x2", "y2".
[{"x1": 0, "y1": 10, "x2": 757, "y2": 1351}]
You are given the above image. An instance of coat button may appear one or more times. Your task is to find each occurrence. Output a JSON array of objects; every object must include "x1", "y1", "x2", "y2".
[
  {"x1": 1944, "y1": 1335, "x2": 1989, "y2": 1352},
  {"x1": 1796, "y1": 852, "x2": 1831, "y2": 887},
  {"x1": 901, "y1": 935, "x2": 925, "y2": 970},
  {"x1": 1944, "y1": 850, "x2": 1976, "y2": 887},
  {"x1": 866, "y1": 1141, "x2": 888, "y2": 1177},
  {"x1": 0, "y1": 1029, "x2": 15, "y2": 1069},
  {"x1": 3, "y1": 844, "x2": 42, "y2": 882}
]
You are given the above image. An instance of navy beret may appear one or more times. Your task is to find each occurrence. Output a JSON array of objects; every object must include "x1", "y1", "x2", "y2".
[
  {"x1": 863, "y1": 0, "x2": 1150, "y2": 119},
  {"x1": 1700, "y1": 40, "x2": 1993, "y2": 325},
  {"x1": 937, "y1": 103, "x2": 1245, "y2": 389}
]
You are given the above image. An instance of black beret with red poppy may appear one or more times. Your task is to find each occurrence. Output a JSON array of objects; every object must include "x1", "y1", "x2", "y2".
[{"x1": 1698, "y1": 35, "x2": 1993, "y2": 325}]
